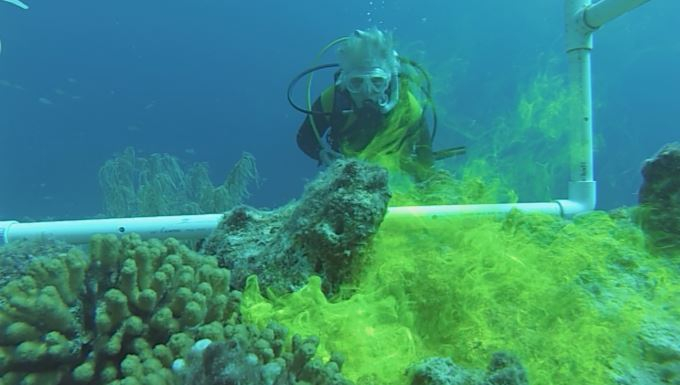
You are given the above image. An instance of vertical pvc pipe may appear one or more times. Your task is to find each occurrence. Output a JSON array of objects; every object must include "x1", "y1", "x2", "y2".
[
  {"x1": 563, "y1": 0, "x2": 598, "y2": 211},
  {"x1": 565, "y1": 0, "x2": 595, "y2": 184}
]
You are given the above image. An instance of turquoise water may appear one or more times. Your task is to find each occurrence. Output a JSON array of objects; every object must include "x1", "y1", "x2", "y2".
[{"x1": 1, "y1": 1, "x2": 679, "y2": 384}]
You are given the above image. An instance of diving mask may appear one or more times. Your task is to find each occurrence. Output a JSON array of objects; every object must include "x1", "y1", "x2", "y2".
[
  {"x1": 340, "y1": 67, "x2": 399, "y2": 113},
  {"x1": 344, "y1": 68, "x2": 391, "y2": 94}
]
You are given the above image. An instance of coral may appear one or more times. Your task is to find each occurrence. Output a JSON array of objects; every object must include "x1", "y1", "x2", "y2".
[
  {"x1": 0, "y1": 238, "x2": 75, "y2": 289},
  {"x1": 612, "y1": 317, "x2": 680, "y2": 384},
  {"x1": 406, "y1": 353, "x2": 527, "y2": 385},
  {"x1": 203, "y1": 159, "x2": 391, "y2": 294},
  {"x1": 0, "y1": 234, "x2": 239, "y2": 385},
  {"x1": 407, "y1": 357, "x2": 482, "y2": 385},
  {"x1": 242, "y1": 274, "x2": 418, "y2": 385},
  {"x1": 98, "y1": 147, "x2": 259, "y2": 217},
  {"x1": 0, "y1": 248, "x2": 88, "y2": 384},
  {"x1": 485, "y1": 352, "x2": 528, "y2": 385},
  {"x1": 637, "y1": 142, "x2": 680, "y2": 254},
  {"x1": 175, "y1": 322, "x2": 353, "y2": 385},
  {"x1": 5, "y1": 147, "x2": 680, "y2": 385}
]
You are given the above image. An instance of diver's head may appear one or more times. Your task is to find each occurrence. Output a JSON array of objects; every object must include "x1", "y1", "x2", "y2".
[{"x1": 336, "y1": 28, "x2": 400, "y2": 113}]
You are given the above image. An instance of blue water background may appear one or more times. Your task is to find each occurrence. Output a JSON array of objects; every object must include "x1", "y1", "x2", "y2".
[{"x1": 0, "y1": 0, "x2": 678, "y2": 220}]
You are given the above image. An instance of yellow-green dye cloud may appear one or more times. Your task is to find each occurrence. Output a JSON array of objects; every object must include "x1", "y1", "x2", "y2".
[{"x1": 242, "y1": 209, "x2": 679, "y2": 385}]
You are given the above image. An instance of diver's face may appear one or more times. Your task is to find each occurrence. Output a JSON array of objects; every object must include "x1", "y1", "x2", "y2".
[{"x1": 343, "y1": 68, "x2": 391, "y2": 110}]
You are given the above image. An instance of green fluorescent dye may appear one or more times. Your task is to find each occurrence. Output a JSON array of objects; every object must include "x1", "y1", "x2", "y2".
[{"x1": 243, "y1": 209, "x2": 680, "y2": 385}]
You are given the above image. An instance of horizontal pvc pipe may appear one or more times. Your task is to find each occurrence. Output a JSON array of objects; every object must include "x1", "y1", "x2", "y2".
[
  {"x1": 1, "y1": 196, "x2": 594, "y2": 245},
  {"x1": 387, "y1": 201, "x2": 565, "y2": 219},
  {"x1": 584, "y1": 0, "x2": 651, "y2": 29},
  {"x1": 0, "y1": 214, "x2": 222, "y2": 245}
]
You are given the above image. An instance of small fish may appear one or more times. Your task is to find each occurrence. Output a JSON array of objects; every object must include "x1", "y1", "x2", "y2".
[
  {"x1": 38, "y1": 97, "x2": 53, "y2": 105},
  {"x1": 2, "y1": 0, "x2": 29, "y2": 9}
]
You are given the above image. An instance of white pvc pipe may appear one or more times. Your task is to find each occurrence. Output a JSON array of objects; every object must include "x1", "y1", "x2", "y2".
[
  {"x1": 1, "y1": 0, "x2": 29, "y2": 9},
  {"x1": 561, "y1": 0, "x2": 653, "y2": 214},
  {"x1": 0, "y1": 200, "x2": 582, "y2": 245},
  {"x1": 566, "y1": 0, "x2": 595, "y2": 183},
  {"x1": 386, "y1": 194, "x2": 593, "y2": 220},
  {"x1": 387, "y1": 202, "x2": 563, "y2": 218},
  {"x1": 0, "y1": 214, "x2": 222, "y2": 245},
  {"x1": 584, "y1": 0, "x2": 651, "y2": 29}
]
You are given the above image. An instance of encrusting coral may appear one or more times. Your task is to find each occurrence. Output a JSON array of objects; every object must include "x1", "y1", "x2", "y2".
[
  {"x1": 406, "y1": 352, "x2": 528, "y2": 385},
  {"x1": 0, "y1": 233, "x2": 240, "y2": 385},
  {"x1": 0, "y1": 238, "x2": 74, "y2": 289}
]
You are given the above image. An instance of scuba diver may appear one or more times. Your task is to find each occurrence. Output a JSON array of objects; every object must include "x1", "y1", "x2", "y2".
[{"x1": 289, "y1": 28, "x2": 464, "y2": 181}]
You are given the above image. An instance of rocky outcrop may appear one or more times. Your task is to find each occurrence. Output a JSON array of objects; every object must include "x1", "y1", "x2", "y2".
[
  {"x1": 638, "y1": 142, "x2": 680, "y2": 253},
  {"x1": 202, "y1": 159, "x2": 391, "y2": 295}
]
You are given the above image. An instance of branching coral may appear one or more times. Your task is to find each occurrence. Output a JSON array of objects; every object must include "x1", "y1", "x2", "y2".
[
  {"x1": 176, "y1": 322, "x2": 353, "y2": 385},
  {"x1": 0, "y1": 233, "x2": 355, "y2": 385},
  {"x1": 0, "y1": 234, "x2": 239, "y2": 385}
]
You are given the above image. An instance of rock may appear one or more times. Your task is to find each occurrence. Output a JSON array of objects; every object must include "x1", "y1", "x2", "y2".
[
  {"x1": 486, "y1": 351, "x2": 528, "y2": 385},
  {"x1": 406, "y1": 352, "x2": 528, "y2": 385},
  {"x1": 637, "y1": 142, "x2": 680, "y2": 253},
  {"x1": 407, "y1": 357, "x2": 482, "y2": 385},
  {"x1": 202, "y1": 159, "x2": 391, "y2": 294}
]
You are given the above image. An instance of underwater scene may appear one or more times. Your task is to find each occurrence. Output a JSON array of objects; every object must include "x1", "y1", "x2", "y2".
[{"x1": 1, "y1": 1, "x2": 679, "y2": 384}]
